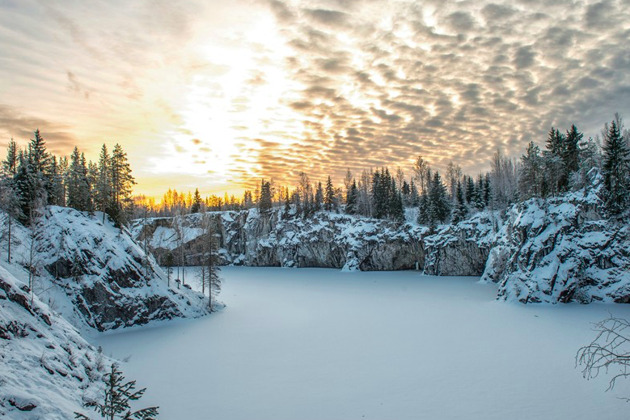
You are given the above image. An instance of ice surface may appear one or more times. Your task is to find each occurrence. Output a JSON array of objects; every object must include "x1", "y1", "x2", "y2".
[{"x1": 96, "y1": 267, "x2": 630, "y2": 420}]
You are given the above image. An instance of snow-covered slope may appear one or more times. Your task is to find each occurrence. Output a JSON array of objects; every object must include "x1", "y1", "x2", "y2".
[
  {"x1": 0, "y1": 206, "x2": 207, "y2": 331},
  {"x1": 483, "y1": 189, "x2": 630, "y2": 303},
  {"x1": 0, "y1": 265, "x2": 110, "y2": 419}
]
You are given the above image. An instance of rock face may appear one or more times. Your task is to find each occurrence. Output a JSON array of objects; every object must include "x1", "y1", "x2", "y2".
[
  {"x1": 482, "y1": 189, "x2": 630, "y2": 303},
  {"x1": 134, "y1": 187, "x2": 630, "y2": 304},
  {"x1": 133, "y1": 209, "x2": 501, "y2": 276},
  {"x1": 2, "y1": 206, "x2": 207, "y2": 331},
  {"x1": 423, "y1": 212, "x2": 499, "y2": 276},
  {"x1": 0, "y1": 265, "x2": 110, "y2": 419},
  {"x1": 134, "y1": 210, "x2": 430, "y2": 272}
]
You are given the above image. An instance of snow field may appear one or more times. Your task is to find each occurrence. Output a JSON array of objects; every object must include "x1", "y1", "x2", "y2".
[{"x1": 96, "y1": 267, "x2": 630, "y2": 420}]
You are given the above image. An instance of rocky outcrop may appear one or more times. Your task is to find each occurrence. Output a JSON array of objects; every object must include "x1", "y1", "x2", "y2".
[
  {"x1": 0, "y1": 265, "x2": 110, "y2": 419},
  {"x1": 483, "y1": 189, "x2": 630, "y2": 303},
  {"x1": 423, "y1": 212, "x2": 499, "y2": 276},
  {"x1": 4, "y1": 206, "x2": 208, "y2": 331},
  {"x1": 134, "y1": 185, "x2": 630, "y2": 304},
  {"x1": 133, "y1": 210, "x2": 429, "y2": 272}
]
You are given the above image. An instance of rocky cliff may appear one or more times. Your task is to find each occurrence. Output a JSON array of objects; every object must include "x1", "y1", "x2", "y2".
[
  {"x1": 0, "y1": 206, "x2": 207, "y2": 331},
  {"x1": 134, "y1": 188, "x2": 630, "y2": 304},
  {"x1": 482, "y1": 189, "x2": 630, "y2": 303},
  {"x1": 133, "y1": 210, "x2": 430, "y2": 272}
]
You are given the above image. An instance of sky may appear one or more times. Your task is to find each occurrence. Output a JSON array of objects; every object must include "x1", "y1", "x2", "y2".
[{"x1": 0, "y1": 0, "x2": 629, "y2": 198}]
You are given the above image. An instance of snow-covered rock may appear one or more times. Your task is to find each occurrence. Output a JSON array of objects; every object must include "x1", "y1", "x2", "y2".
[
  {"x1": 0, "y1": 207, "x2": 208, "y2": 331},
  {"x1": 484, "y1": 189, "x2": 630, "y2": 303},
  {"x1": 0, "y1": 265, "x2": 110, "y2": 419},
  {"x1": 134, "y1": 210, "x2": 428, "y2": 272},
  {"x1": 423, "y1": 212, "x2": 499, "y2": 276},
  {"x1": 134, "y1": 187, "x2": 630, "y2": 304}
]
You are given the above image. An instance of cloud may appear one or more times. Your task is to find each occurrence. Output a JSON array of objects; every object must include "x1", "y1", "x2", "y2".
[
  {"x1": 303, "y1": 8, "x2": 350, "y2": 28},
  {"x1": 446, "y1": 11, "x2": 476, "y2": 33},
  {"x1": 1, "y1": 0, "x2": 629, "y2": 193}
]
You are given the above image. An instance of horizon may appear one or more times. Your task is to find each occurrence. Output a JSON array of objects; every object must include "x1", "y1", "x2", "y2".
[{"x1": 1, "y1": 0, "x2": 629, "y2": 198}]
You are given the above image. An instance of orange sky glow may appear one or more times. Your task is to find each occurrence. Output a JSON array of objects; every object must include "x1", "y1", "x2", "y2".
[{"x1": 1, "y1": 0, "x2": 629, "y2": 199}]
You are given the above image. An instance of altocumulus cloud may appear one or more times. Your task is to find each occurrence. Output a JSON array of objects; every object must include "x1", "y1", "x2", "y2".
[{"x1": 0, "y1": 0, "x2": 628, "y2": 194}]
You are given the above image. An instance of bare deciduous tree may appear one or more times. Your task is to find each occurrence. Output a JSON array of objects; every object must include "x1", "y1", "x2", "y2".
[{"x1": 577, "y1": 316, "x2": 630, "y2": 399}]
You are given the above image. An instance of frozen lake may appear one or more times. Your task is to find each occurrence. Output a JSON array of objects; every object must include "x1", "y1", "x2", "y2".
[{"x1": 96, "y1": 267, "x2": 630, "y2": 420}]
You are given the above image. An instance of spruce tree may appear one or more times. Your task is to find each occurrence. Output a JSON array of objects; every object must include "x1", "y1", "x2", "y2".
[
  {"x1": 346, "y1": 180, "x2": 358, "y2": 214},
  {"x1": 465, "y1": 176, "x2": 476, "y2": 204},
  {"x1": 314, "y1": 181, "x2": 323, "y2": 211},
  {"x1": 452, "y1": 179, "x2": 467, "y2": 223},
  {"x1": 602, "y1": 120, "x2": 630, "y2": 214},
  {"x1": 428, "y1": 171, "x2": 451, "y2": 224},
  {"x1": 564, "y1": 124, "x2": 582, "y2": 178},
  {"x1": 110, "y1": 144, "x2": 135, "y2": 225},
  {"x1": 258, "y1": 179, "x2": 272, "y2": 213},
  {"x1": 543, "y1": 128, "x2": 565, "y2": 195},
  {"x1": 409, "y1": 179, "x2": 419, "y2": 206},
  {"x1": 324, "y1": 176, "x2": 334, "y2": 211},
  {"x1": 519, "y1": 141, "x2": 542, "y2": 199},
  {"x1": 95, "y1": 145, "x2": 112, "y2": 221},
  {"x1": 66, "y1": 147, "x2": 91, "y2": 212},
  {"x1": 74, "y1": 363, "x2": 159, "y2": 420},
  {"x1": 191, "y1": 188, "x2": 202, "y2": 213}
]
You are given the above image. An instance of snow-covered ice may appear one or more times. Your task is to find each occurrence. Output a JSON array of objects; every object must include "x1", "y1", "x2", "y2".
[{"x1": 96, "y1": 267, "x2": 630, "y2": 420}]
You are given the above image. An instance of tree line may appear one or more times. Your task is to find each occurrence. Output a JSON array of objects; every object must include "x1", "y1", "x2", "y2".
[{"x1": 0, "y1": 130, "x2": 136, "y2": 227}]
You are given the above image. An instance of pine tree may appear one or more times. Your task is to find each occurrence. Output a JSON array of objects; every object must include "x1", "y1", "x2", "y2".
[
  {"x1": 390, "y1": 190, "x2": 405, "y2": 223},
  {"x1": 28, "y1": 129, "x2": 53, "y2": 203},
  {"x1": 324, "y1": 176, "x2": 335, "y2": 211},
  {"x1": 451, "y1": 179, "x2": 467, "y2": 223},
  {"x1": 543, "y1": 128, "x2": 565, "y2": 195},
  {"x1": 465, "y1": 176, "x2": 476, "y2": 204},
  {"x1": 258, "y1": 179, "x2": 272, "y2": 213},
  {"x1": 3, "y1": 138, "x2": 17, "y2": 176},
  {"x1": 428, "y1": 171, "x2": 450, "y2": 225},
  {"x1": 519, "y1": 141, "x2": 542, "y2": 199},
  {"x1": 475, "y1": 174, "x2": 485, "y2": 210},
  {"x1": 602, "y1": 119, "x2": 630, "y2": 214},
  {"x1": 409, "y1": 179, "x2": 419, "y2": 206},
  {"x1": 191, "y1": 188, "x2": 202, "y2": 213},
  {"x1": 110, "y1": 144, "x2": 135, "y2": 225},
  {"x1": 564, "y1": 124, "x2": 582, "y2": 178},
  {"x1": 483, "y1": 173, "x2": 491, "y2": 207},
  {"x1": 74, "y1": 363, "x2": 159, "y2": 420},
  {"x1": 95, "y1": 145, "x2": 112, "y2": 221},
  {"x1": 346, "y1": 180, "x2": 358, "y2": 214},
  {"x1": 314, "y1": 181, "x2": 323, "y2": 211},
  {"x1": 66, "y1": 147, "x2": 92, "y2": 212}
]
